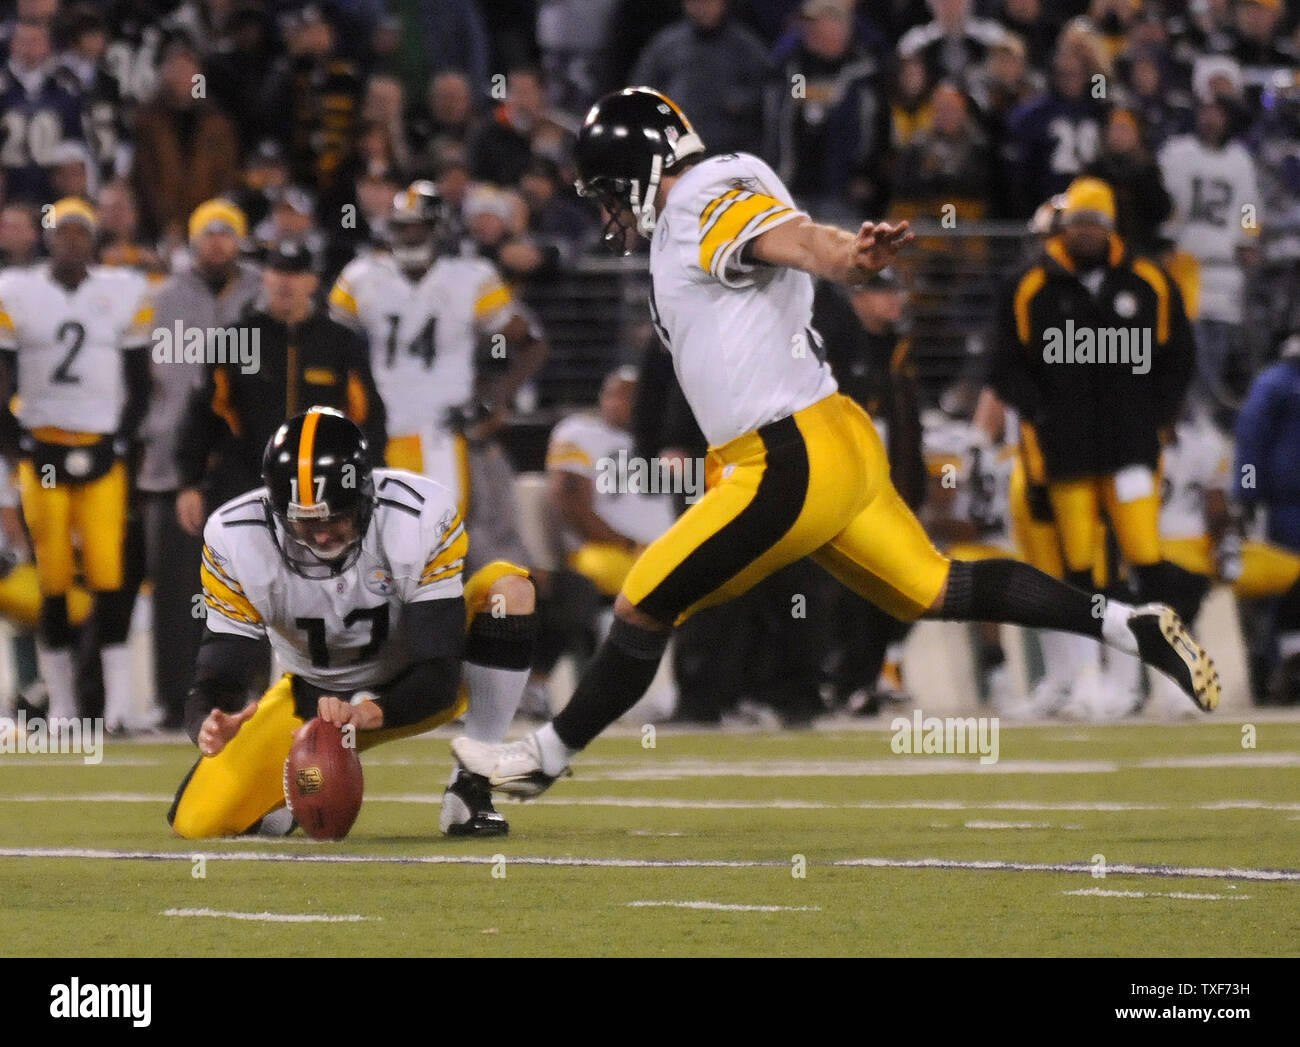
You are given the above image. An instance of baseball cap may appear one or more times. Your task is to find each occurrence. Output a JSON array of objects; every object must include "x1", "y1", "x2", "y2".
[
  {"x1": 265, "y1": 240, "x2": 317, "y2": 273},
  {"x1": 1059, "y1": 177, "x2": 1116, "y2": 228}
]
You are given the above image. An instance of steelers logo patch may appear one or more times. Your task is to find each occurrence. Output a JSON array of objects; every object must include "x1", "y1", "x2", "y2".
[
  {"x1": 365, "y1": 569, "x2": 394, "y2": 596},
  {"x1": 1113, "y1": 291, "x2": 1138, "y2": 318}
]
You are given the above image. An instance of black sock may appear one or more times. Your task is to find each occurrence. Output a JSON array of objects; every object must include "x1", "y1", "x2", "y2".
[
  {"x1": 1065, "y1": 567, "x2": 1093, "y2": 593},
  {"x1": 94, "y1": 589, "x2": 135, "y2": 646},
  {"x1": 939, "y1": 559, "x2": 1104, "y2": 638},
  {"x1": 552, "y1": 617, "x2": 669, "y2": 750},
  {"x1": 39, "y1": 595, "x2": 72, "y2": 647}
]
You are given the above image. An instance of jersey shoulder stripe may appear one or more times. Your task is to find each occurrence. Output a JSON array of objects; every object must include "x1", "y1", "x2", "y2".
[{"x1": 377, "y1": 474, "x2": 426, "y2": 504}]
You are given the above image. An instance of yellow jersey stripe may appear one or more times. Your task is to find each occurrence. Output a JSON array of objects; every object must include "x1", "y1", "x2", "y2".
[
  {"x1": 1131, "y1": 259, "x2": 1170, "y2": 343},
  {"x1": 474, "y1": 285, "x2": 512, "y2": 318},
  {"x1": 200, "y1": 563, "x2": 261, "y2": 624},
  {"x1": 201, "y1": 546, "x2": 242, "y2": 590},
  {"x1": 422, "y1": 524, "x2": 469, "y2": 576},
  {"x1": 699, "y1": 188, "x2": 742, "y2": 230},
  {"x1": 204, "y1": 594, "x2": 259, "y2": 626},
  {"x1": 700, "y1": 195, "x2": 791, "y2": 274},
  {"x1": 297, "y1": 409, "x2": 322, "y2": 507},
  {"x1": 0, "y1": 305, "x2": 14, "y2": 333},
  {"x1": 419, "y1": 561, "x2": 465, "y2": 586},
  {"x1": 328, "y1": 280, "x2": 359, "y2": 317},
  {"x1": 1014, "y1": 267, "x2": 1047, "y2": 345}
]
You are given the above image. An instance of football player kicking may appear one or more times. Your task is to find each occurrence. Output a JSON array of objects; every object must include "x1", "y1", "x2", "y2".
[
  {"x1": 168, "y1": 407, "x2": 536, "y2": 839},
  {"x1": 452, "y1": 87, "x2": 1221, "y2": 798}
]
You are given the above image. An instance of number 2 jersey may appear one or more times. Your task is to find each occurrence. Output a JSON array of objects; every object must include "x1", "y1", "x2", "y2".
[
  {"x1": 328, "y1": 251, "x2": 518, "y2": 438},
  {"x1": 200, "y1": 469, "x2": 468, "y2": 691},
  {"x1": 0, "y1": 263, "x2": 153, "y2": 434},
  {"x1": 649, "y1": 152, "x2": 838, "y2": 448}
]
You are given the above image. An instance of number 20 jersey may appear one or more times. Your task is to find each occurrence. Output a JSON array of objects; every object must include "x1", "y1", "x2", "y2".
[
  {"x1": 200, "y1": 469, "x2": 468, "y2": 691},
  {"x1": 0, "y1": 263, "x2": 153, "y2": 434}
]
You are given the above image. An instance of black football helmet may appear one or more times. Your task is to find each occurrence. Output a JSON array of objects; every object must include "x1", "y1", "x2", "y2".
[
  {"x1": 262, "y1": 407, "x2": 375, "y2": 578},
  {"x1": 574, "y1": 87, "x2": 705, "y2": 249},
  {"x1": 388, "y1": 179, "x2": 444, "y2": 270}
]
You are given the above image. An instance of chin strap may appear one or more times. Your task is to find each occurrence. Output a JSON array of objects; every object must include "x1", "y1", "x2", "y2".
[{"x1": 634, "y1": 154, "x2": 664, "y2": 237}]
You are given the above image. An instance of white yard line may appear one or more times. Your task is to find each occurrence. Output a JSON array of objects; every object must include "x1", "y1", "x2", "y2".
[
  {"x1": 162, "y1": 908, "x2": 376, "y2": 923},
  {"x1": 1, "y1": 847, "x2": 1296, "y2": 882},
  {"x1": 626, "y1": 900, "x2": 820, "y2": 912},
  {"x1": 1063, "y1": 888, "x2": 1249, "y2": 901}
]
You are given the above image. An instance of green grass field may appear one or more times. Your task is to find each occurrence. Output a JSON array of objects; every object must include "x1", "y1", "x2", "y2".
[{"x1": 2, "y1": 715, "x2": 1297, "y2": 957}]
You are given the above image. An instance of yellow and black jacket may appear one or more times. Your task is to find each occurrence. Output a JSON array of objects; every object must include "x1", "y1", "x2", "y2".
[
  {"x1": 989, "y1": 233, "x2": 1193, "y2": 480},
  {"x1": 176, "y1": 308, "x2": 386, "y2": 504}
]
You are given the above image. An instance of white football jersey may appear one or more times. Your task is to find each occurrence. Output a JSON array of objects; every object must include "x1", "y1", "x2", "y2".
[
  {"x1": 924, "y1": 419, "x2": 1015, "y2": 551},
  {"x1": 1157, "y1": 136, "x2": 1260, "y2": 324},
  {"x1": 650, "y1": 153, "x2": 838, "y2": 448},
  {"x1": 328, "y1": 251, "x2": 517, "y2": 437},
  {"x1": 1159, "y1": 419, "x2": 1231, "y2": 541},
  {"x1": 200, "y1": 469, "x2": 468, "y2": 691},
  {"x1": 0, "y1": 263, "x2": 153, "y2": 433},
  {"x1": 546, "y1": 411, "x2": 676, "y2": 548}
]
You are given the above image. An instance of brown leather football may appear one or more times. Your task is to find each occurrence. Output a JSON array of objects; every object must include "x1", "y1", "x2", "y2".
[{"x1": 283, "y1": 718, "x2": 364, "y2": 840}]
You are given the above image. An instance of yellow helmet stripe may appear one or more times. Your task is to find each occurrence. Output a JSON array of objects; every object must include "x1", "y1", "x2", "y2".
[{"x1": 297, "y1": 410, "x2": 322, "y2": 506}]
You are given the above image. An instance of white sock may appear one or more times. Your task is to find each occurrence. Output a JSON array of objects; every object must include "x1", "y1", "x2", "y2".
[
  {"x1": 37, "y1": 646, "x2": 76, "y2": 721},
  {"x1": 1278, "y1": 631, "x2": 1300, "y2": 659},
  {"x1": 535, "y1": 722, "x2": 577, "y2": 777},
  {"x1": 101, "y1": 642, "x2": 134, "y2": 729},
  {"x1": 1101, "y1": 599, "x2": 1138, "y2": 655},
  {"x1": 463, "y1": 662, "x2": 529, "y2": 743}
]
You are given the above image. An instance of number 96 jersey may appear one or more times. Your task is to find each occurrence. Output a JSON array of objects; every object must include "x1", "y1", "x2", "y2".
[
  {"x1": 0, "y1": 263, "x2": 153, "y2": 434},
  {"x1": 199, "y1": 469, "x2": 468, "y2": 691}
]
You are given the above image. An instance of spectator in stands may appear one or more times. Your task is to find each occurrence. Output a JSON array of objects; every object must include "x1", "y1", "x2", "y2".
[
  {"x1": 606, "y1": 0, "x2": 687, "y2": 92},
  {"x1": 410, "y1": 71, "x2": 481, "y2": 165},
  {"x1": 520, "y1": 156, "x2": 596, "y2": 265},
  {"x1": 1159, "y1": 94, "x2": 1261, "y2": 416},
  {"x1": 433, "y1": 145, "x2": 472, "y2": 246},
  {"x1": 57, "y1": 3, "x2": 127, "y2": 188},
  {"x1": 49, "y1": 140, "x2": 94, "y2": 201},
  {"x1": 252, "y1": 185, "x2": 329, "y2": 277},
  {"x1": 0, "y1": 17, "x2": 87, "y2": 203},
  {"x1": 96, "y1": 179, "x2": 164, "y2": 275},
  {"x1": 1119, "y1": 43, "x2": 1193, "y2": 152},
  {"x1": 630, "y1": 0, "x2": 770, "y2": 156},
  {"x1": 0, "y1": 203, "x2": 40, "y2": 266},
  {"x1": 131, "y1": 32, "x2": 240, "y2": 248},
  {"x1": 897, "y1": 0, "x2": 1006, "y2": 94},
  {"x1": 997, "y1": 0, "x2": 1059, "y2": 71},
  {"x1": 1003, "y1": 32, "x2": 1109, "y2": 218},
  {"x1": 1082, "y1": 107, "x2": 1172, "y2": 257},
  {"x1": 470, "y1": 66, "x2": 572, "y2": 187},
  {"x1": 1230, "y1": 0, "x2": 1293, "y2": 108},
  {"x1": 894, "y1": 81, "x2": 992, "y2": 220},
  {"x1": 890, "y1": 51, "x2": 933, "y2": 151},
  {"x1": 263, "y1": 3, "x2": 362, "y2": 202},
  {"x1": 230, "y1": 139, "x2": 289, "y2": 230},
  {"x1": 361, "y1": 73, "x2": 412, "y2": 174},
  {"x1": 765, "y1": 0, "x2": 891, "y2": 222},
  {"x1": 386, "y1": 0, "x2": 490, "y2": 111},
  {"x1": 203, "y1": 2, "x2": 279, "y2": 155},
  {"x1": 536, "y1": 0, "x2": 620, "y2": 115},
  {"x1": 463, "y1": 183, "x2": 557, "y2": 280},
  {"x1": 142, "y1": 199, "x2": 261, "y2": 727}
]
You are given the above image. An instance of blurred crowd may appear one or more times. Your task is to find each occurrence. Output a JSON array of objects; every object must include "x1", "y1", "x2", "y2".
[{"x1": 0, "y1": 0, "x2": 1298, "y2": 729}]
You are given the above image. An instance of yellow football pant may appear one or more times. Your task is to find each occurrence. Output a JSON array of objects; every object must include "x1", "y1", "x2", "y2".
[
  {"x1": 570, "y1": 542, "x2": 640, "y2": 598},
  {"x1": 385, "y1": 430, "x2": 471, "y2": 520},
  {"x1": 170, "y1": 560, "x2": 528, "y2": 839},
  {"x1": 16, "y1": 459, "x2": 127, "y2": 594},
  {"x1": 1007, "y1": 458, "x2": 1064, "y2": 579},
  {"x1": 1160, "y1": 537, "x2": 1300, "y2": 599},
  {"x1": 1048, "y1": 473, "x2": 1161, "y2": 575},
  {"x1": 622, "y1": 393, "x2": 950, "y2": 624},
  {"x1": 0, "y1": 563, "x2": 92, "y2": 628}
]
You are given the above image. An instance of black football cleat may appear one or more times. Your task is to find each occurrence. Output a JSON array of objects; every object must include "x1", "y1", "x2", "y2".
[
  {"x1": 1126, "y1": 603, "x2": 1220, "y2": 712},
  {"x1": 440, "y1": 768, "x2": 509, "y2": 837}
]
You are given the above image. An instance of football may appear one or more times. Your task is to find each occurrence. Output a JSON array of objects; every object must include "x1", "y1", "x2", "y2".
[{"x1": 283, "y1": 718, "x2": 364, "y2": 840}]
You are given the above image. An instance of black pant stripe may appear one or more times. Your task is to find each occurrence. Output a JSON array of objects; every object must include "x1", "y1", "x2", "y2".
[{"x1": 637, "y1": 415, "x2": 811, "y2": 623}]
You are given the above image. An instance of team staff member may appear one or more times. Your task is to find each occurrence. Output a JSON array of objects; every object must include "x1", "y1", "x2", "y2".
[
  {"x1": 453, "y1": 89, "x2": 1220, "y2": 800},
  {"x1": 176, "y1": 240, "x2": 386, "y2": 531},
  {"x1": 989, "y1": 176, "x2": 1195, "y2": 607},
  {"x1": 0, "y1": 198, "x2": 153, "y2": 728}
]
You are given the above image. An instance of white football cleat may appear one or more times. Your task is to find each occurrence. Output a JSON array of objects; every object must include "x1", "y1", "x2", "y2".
[{"x1": 451, "y1": 734, "x2": 569, "y2": 799}]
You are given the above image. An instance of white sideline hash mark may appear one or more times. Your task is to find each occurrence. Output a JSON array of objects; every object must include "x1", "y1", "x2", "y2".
[
  {"x1": 3, "y1": 848, "x2": 1299, "y2": 882},
  {"x1": 1063, "y1": 889, "x2": 1250, "y2": 901},
  {"x1": 627, "y1": 900, "x2": 821, "y2": 913},
  {"x1": 163, "y1": 908, "x2": 377, "y2": 923}
]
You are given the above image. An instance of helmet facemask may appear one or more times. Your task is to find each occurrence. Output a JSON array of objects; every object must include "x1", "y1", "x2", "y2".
[
  {"x1": 272, "y1": 497, "x2": 374, "y2": 579},
  {"x1": 578, "y1": 154, "x2": 664, "y2": 255}
]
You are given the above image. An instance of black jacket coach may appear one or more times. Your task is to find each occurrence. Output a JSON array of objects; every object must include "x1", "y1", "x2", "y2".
[
  {"x1": 176, "y1": 307, "x2": 387, "y2": 505},
  {"x1": 988, "y1": 234, "x2": 1194, "y2": 480}
]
